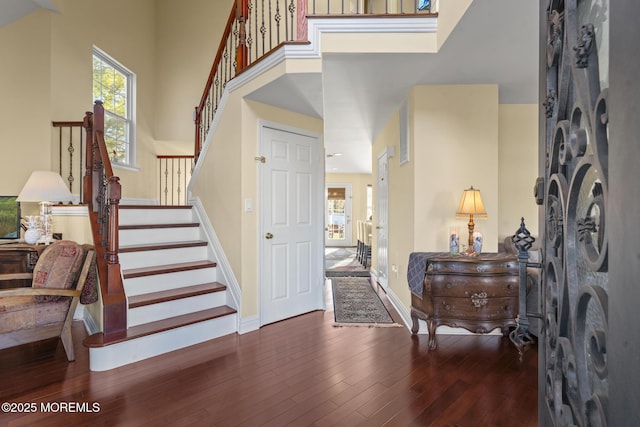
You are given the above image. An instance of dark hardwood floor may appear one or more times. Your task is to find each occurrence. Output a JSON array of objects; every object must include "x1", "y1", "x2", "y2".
[{"x1": 0, "y1": 282, "x2": 537, "y2": 426}]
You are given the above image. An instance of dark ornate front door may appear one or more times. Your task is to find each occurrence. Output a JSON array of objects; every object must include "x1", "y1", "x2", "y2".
[{"x1": 540, "y1": 0, "x2": 609, "y2": 425}]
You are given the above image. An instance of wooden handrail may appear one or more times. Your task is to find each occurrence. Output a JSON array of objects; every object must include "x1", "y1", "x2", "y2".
[
  {"x1": 194, "y1": 0, "x2": 309, "y2": 163},
  {"x1": 83, "y1": 100, "x2": 127, "y2": 342},
  {"x1": 194, "y1": 5, "x2": 238, "y2": 162}
]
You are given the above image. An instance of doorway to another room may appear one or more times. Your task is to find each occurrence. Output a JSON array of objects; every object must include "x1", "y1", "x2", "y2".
[
  {"x1": 325, "y1": 184, "x2": 351, "y2": 247},
  {"x1": 324, "y1": 182, "x2": 372, "y2": 278}
]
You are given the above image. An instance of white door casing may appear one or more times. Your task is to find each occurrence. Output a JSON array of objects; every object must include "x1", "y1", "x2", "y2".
[
  {"x1": 376, "y1": 150, "x2": 389, "y2": 289},
  {"x1": 259, "y1": 123, "x2": 324, "y2": 326},
  {"x1": 325, "y1": 183, "x2": 352, "y2": 247}
]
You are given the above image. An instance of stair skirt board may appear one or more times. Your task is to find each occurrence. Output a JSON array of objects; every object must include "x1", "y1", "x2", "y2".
[
  {"x1": 127, "y1": 292, "x2": 227, "y2": 327},
  {"x1": 88, "y1": 314, "x2": 237, "y2": 371}
]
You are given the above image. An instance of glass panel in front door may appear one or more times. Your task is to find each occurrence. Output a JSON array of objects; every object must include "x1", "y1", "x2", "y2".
[{"x1": 327, "y1": 187, "x2": 346, "y2": 240}]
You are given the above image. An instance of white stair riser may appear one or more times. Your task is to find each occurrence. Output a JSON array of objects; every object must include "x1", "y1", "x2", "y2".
[
  {"x1": 119, "y1": 246, "x2": 209, "y2": 270},
  {"x1": 128, "y1": 292, "x2": 227, "y2": 327},
  {"x1": 119, "y1": 208, "x2": 193, "y2": 225},
  {"x1": 124, "y1": 267, "x2": 218, "y2": 296},
  {"x1": 88, "y1": 314, "x2": 237, "y2": 371},
  {"x1": 119, "y1": 227, "x2": 201, "y2": 246}
]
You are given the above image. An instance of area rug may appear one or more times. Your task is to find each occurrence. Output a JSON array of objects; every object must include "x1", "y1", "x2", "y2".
[
  {"x1": 325, "y1": 247, "x2": 370, "y2": 277},
  {"x1": 331, "y1": 276, "x2": 400, "y2": 327}
]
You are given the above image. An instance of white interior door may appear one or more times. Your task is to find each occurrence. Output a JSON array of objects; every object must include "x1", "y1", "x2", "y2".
[
  {"x1": 259, "y1": 124, "x2": 324, "y2": 326},
  {"x1": 376, "y1": 150, "x2": 389, "y2": 289},
  {"x1": 325, "y1": 183, "x2": 352, "y2": 247}
]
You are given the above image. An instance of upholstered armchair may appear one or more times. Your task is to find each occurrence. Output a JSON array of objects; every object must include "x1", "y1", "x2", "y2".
[{"x1": 0, "y1": 240, "x2": 97, "y2": 361}]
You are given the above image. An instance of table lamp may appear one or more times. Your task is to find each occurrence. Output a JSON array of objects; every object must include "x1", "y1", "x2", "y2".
[
  {"x1": 455, "y1": 186, "x2": 487, "y2": 252},
  {"x1": 17, "y1": 171, "x2": 73, "y2": 244}
]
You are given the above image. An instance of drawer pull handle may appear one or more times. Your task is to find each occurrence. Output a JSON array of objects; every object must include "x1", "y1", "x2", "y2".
[
  {"x1": 470, "y1": 291, "x2": 488, "y2": 308},
  {"x1": 446, "y1": 282, "x2": 452, "y2": 289}
]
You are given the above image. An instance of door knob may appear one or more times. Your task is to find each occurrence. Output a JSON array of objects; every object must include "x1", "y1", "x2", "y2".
[{"x1": 265, "y1": 232, "x2": 274, "y2": 239}]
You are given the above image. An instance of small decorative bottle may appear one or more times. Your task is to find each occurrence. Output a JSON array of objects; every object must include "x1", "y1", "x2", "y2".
[
  {"x1": 449, "y1": 228, "x2": 459, "y2": 254},
  {"x1": 473, "y1": 231, "x2": 483, "y2": 255}
]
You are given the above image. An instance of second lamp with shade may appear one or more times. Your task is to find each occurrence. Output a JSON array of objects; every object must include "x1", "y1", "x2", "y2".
[
  {"x1": 17, "y1": 171, "x2": 73, "y2": 244},
  {"x1": 455, "y1": 185, "x2": 487, "y2": 254}
]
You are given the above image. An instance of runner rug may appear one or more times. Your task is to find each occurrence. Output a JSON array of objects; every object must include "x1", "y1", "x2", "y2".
[
  {"x1": 331, "y1": 276, "x2": 400, "y2": 327},
  {"x1": 325, "y1": 247, "x2": 370, "y2": 277}
]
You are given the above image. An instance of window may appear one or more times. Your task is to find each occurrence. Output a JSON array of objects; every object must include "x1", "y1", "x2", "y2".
[
  {"x1": 366, "y1": 184, "x2": 373, "y2": 220},
  {"x1": 92, "y1": 47, "x2": 135, "y2": 166}
]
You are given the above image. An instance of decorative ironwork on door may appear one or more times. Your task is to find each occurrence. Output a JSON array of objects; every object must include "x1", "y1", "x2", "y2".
[{"x1": 542, "y1": 0, "x2": 609, "y2": 425}]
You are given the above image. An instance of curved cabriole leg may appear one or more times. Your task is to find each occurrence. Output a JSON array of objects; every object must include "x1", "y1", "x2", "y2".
[
  {"x1": 427, "y1": 320, "x2": 437, "y2": 350},
  {"x1": 411, "y1": 312, "x2": 419, "y2": 334}
]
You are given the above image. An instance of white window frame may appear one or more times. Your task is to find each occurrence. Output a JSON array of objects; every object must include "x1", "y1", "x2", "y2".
[{"x1": 92, "y1": 46, "x2": 137, "y2": 169}]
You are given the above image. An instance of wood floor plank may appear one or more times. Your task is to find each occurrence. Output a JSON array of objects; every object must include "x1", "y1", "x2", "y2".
[{"x1": 0, "y1": 284, "x2": 538, "y2": 426}]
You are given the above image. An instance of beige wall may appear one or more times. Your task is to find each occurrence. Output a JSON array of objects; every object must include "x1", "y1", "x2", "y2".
[
  {"x1": 155, "y1": 0, "x2": 235, "y2": 144},
  {"x1": 191, "y1": 86, "x2": 323, "y2": 318},
  {"x1": 371, "y1": 108, "x2": 416, "y2": 310},
  {"x1": 498, "y1": 104, "x2": 539, "y2": 240},
  {"x1": 1, "y1": 0, "x2": 230, "y2": 201},
  {"x1": 325, "y1": 173, "x2": 373, "y2": 246},
  {"x1": 412, "y1": 85, "x2": 500, "y2": 253},
  {"x1": 371, "y1": 84, "x2": 538, "y2": 314},
  {"x1": 0, "y1": 10, "x2": 53, "y2": 195}
]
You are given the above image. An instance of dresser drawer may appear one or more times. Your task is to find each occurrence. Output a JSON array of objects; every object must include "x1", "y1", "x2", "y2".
[
  {"x1": 426, "y1": 274, "x2": 519, "y2": 298},
  {"x1": 427, "y1": 257, "x2": 518, "y2": 276},
  {"x1": 430, "y1": 296, "x2": 518, "y2": 321}
]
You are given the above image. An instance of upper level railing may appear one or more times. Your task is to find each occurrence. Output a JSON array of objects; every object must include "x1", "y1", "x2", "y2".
[
  {"x1": 157, "y1": 155, "x2": 194, "y2": 206},
  {"x1": 194, "y1": 0, "x2": 435, "y2": 162},
  {"x1": 51, "y1": 120, "x2": 85, "y2": 203}
]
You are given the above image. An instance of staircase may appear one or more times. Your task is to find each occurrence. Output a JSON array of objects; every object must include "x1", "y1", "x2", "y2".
[{"x1": 84, "y1": 205, "x2": 237, "y2": 371}]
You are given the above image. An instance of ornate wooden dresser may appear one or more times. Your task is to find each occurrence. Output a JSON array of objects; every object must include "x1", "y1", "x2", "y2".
[{"x1": 410, "y1": 253, "x2": 519, "y2": 350}]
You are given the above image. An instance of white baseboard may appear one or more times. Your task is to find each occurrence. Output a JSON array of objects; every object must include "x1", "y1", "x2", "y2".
[
  {"x1": 239, "y1": 315, "x2": 260, "y2": 334},
  {"x1": 74, "y1": 305, "x2": 100, "y2": 336}
]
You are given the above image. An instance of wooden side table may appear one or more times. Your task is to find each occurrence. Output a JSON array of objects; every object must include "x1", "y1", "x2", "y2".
[
  {"x1": 0, "y1": 244, "x2": 45, "y2": 289},
  {"x1": 410, "y1": 253, "x2": 519, "y2": 350}
]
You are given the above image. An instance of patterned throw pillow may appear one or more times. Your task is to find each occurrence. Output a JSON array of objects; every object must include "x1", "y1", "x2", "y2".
[{"x1": 32, "y1": 240, "x2": 85, "y2": 302}]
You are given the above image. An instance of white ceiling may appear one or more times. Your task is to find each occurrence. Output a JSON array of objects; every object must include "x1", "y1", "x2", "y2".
[
  {"x1": 0, "y1": 0, "x2": 57, "y2": 27},
  {"x1": 246, "y1": 0, "x2": 540, "y2": 174}
]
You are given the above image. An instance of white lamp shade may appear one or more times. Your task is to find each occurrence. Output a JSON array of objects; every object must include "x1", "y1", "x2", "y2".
[
  {"x1": 17, "y1": 171, "x2": 73, "y2": 203},
  {"x1": 455, "y1": 186, "x2": 488, "y2": 218}
]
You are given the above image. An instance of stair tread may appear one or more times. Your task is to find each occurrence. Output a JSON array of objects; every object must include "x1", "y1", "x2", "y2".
[
  {"x1": 119, "y1": 222, "x2": 200, "y2": 230},
  {"x1": 120, "y1": 240, "x2": 208, "y2": 253},
  {"x1": 128, "y1": 282, "x2": 227, "y2": 308},
  {"x1": 123, "y1": 260, "x2": 217, "y2": 278},
  {"x1": 83, "y1": 305, "x2": 237, "y2": 348}
]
